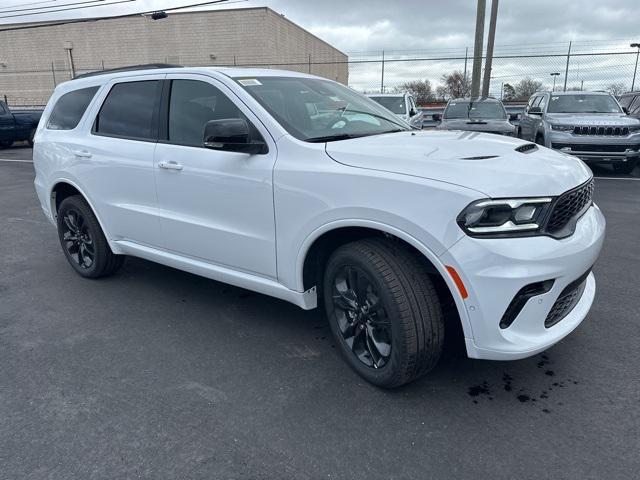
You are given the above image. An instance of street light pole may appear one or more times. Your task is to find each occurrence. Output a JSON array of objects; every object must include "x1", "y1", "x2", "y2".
[
  {"x1": 481, "y1": 0, "x2": 499, "y2": 98},
  {"x1": 550, "y1": 72, "x2": 560, "y2": 92},
  {"x1": 631, "y1": 43, "x2": 640, "y2": 92}
]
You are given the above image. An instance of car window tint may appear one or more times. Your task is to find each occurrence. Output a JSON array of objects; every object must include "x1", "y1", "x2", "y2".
[
  {"x1": 619, "y1": 95, "x2": 633, "y2": 108},
  {"x1": 0, "y1": 103, "x2": 6, "y2": 114},
  {"x1": 95, "y1": 80, "x2": 160, "y2": 140},
  {"x1": 168, "y1": 80, "x2": 248, "y2": 147},
  {"x1": 47, "y1": 86, "x2": 99, "y2": 130},
  {"x1": 630, "y1": 95, "x2": 640, "y2": 114}
]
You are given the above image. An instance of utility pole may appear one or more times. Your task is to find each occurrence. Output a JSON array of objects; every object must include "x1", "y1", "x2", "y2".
[
  {"x1": 481, "y1": 0, "x2": 498, "y2": 98},
  {"x1": 631, "y1": 43, "x2": 640, "y2": 91},
  {"x1": 463, "y1": 47, "x2": 468, "y2": 82},
  {"x1": 470, "y1": 0, "x2": 486, "y2": 99},
  {"x1": 381, "y1": 50, "x2": 385, "y2": 93},
  {"x1": 563, "y1": 41, "x2": 571, "y2": 92}
]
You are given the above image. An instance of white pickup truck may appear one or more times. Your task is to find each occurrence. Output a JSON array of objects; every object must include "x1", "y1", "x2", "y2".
[{"x1": 33, "y1": 66, "x2": 605, "y2": 387}]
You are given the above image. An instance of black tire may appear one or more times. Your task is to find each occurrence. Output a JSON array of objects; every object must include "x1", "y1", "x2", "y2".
[
  {"x1": 28, "y1": 129, "x2": 36, "y2": 148},
  {"x1": 57, "y1": 195, "x2": 125, "y2": 278},
  {"x1": 535, "y1": 133, "x2": 545, "y2": 146},
  {"x1": 612, "y1": 159, "x2": 637, "y2": 175},
  {"x1": 0, "y1": 140, "x2": 12, "y2": 149},
  {"x1": 516, "y1": 127, "x2": 522, "y2": 139},
  {"x1": 323, "y1": 238, "x2": 444, "y2": 388}
]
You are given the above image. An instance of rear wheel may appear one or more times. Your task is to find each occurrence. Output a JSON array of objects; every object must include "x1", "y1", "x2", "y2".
[
  {"x1": 535, "y1": 133, "x2": 545, "y2": 146},
  {"x1": 323, "y1": 238, "x2": 444, "y2": 388},
  {"x1": 0, "y1": 140, "x2": 12, "y2": 148},
  {"x1": 612, "y1": 159, "x2": 637, "y2": 175},
  {"x1": 57, "y1": 195, "x2": 125, "y2": 278}
]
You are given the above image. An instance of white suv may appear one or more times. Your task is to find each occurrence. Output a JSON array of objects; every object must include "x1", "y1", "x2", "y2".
[{"x1": 34, "y1": 66, "x2": 605, "y2": 388}]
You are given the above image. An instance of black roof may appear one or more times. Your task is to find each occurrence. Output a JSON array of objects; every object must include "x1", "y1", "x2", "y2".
[{"x1": 74, "y1": 63, "x2": 182, "y2": 80}]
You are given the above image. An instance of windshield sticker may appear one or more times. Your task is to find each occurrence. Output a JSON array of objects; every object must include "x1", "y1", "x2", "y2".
[{"x1": 238, "y1": 79, "x2": 262, "y2": 86}]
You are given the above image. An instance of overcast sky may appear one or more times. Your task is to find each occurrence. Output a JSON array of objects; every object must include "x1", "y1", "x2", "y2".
[{"x1": 1, "y1": 0, "x2": 638, "y2": 93}]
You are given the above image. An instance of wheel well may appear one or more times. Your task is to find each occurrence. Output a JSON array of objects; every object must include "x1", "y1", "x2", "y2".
[
  {"x1": 52, "y1": 182, "x2": 81, "y2": 214},
  {"x1": 302, "y1": 227, "x2": 461, "y2": 337}
]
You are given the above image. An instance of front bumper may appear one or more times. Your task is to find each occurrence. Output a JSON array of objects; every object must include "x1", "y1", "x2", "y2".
[
  {"x1": 440, "y1": 204, "x2": 605, "y2": 360},
  {"x1": 547, "y1": 131, "x2": 640, "y2": 163}
]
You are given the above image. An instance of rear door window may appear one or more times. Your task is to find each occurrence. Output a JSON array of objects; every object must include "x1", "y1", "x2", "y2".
[
  {"x1": 47, "y1": 86, "x2": 99, "y2": 130},
  {"x1": 94, "y1": 80, "x2": 161, "y2": 141}
]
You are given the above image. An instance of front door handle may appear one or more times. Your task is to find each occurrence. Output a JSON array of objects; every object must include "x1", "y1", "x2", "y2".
[
  {"x1": 72, "y1": 150, "x2": 92, "y2": 158},
  {"x1": 158, "y1": 161, "x2": 183, "y2": 171}
]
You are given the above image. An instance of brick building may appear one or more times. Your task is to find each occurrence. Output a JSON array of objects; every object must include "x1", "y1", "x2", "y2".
[{"x1": 0, "y1": 7, "x2": 348, "y2": 106}]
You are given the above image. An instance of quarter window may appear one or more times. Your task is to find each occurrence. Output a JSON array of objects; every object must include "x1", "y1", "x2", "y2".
[
  {"x1": 168, "y1": 79, "x2": 248, "y2": 147},
  {"x1": 47, "y1": 86, "x2": 99, "y2": 130},
  {"x1": 94, "y1": 80, "x2": 161, "y2": 140}
]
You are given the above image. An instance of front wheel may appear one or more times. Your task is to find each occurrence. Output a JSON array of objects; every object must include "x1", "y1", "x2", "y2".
[
  {"x1": 323, "y1": 238, "x2": 444, "y2": 388},
  {"x1": 57, "y1": 195, "x2": 125, "y2": 278}
]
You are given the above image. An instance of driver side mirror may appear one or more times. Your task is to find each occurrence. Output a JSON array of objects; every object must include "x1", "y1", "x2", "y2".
[
  {"x1": 528, "y1": 106, "x2": 542, "y2": 115},
  {"x1": 623, "y1": 106, "x2": 630, "y2": 115},
  {"x1": 409, "y1": 108, "x2": 417, "y2": 117},
  {"x1": 509, "y1": 113, "x2": 519, "y2": 121},
  {"x1": 203, "y1": 118, "x2": 268, "y2": 155},
  {"x1": 432, "y1": 113, "x2": 442, "y2": 122}
]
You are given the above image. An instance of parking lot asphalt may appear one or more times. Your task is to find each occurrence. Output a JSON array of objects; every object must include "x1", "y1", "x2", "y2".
[{"x1": 1, "y1": 148, "x2": 639, "y2": 479}]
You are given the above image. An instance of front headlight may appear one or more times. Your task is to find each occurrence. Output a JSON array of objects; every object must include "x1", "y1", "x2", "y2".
[
  {"x1": 550, "y1": 124, "x2": 574, "y2": 132},
  {"x1": 457, "y1": 198, "x2": 553, "y2": 237}
]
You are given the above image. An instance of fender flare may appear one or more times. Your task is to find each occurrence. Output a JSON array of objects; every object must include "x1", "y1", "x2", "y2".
[
  {"x1": 294, "y1": 219, "x2": 473, "y2": 340},
  {"x1": 49, "y1": 178, "x2": 121, "y2": 254}
]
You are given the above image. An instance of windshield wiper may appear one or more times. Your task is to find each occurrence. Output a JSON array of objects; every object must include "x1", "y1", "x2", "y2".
[
  {"x1": 333, "y1": 109, "x2": 409, "y2": 129},
  {"x1": 306, "y1": 130, "x2": 403, "y2": 143}
]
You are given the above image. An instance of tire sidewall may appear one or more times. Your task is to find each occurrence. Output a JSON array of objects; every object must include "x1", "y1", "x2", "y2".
[
  {"x1": 56, "y1": 196, "x2": 108, "y2": 278},
  {"x1": 323, "y1": 247, "x2": 409, "y2": 387}
]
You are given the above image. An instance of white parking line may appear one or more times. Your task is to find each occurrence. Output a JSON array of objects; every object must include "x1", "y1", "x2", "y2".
[{"x1": 0, "y1": 158, "x2": 33, "y2": 163}]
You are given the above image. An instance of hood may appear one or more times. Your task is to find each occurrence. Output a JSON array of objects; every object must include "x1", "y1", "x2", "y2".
[
  {"x1": 325, "y1": 130, "x2": 592, "y2": 198},
  {"x1": 545, "y1": 112, "x2": 640, "y2": 126},
  {"x1": 437, "y1": 118, "x2": 515, "y2": 133}
]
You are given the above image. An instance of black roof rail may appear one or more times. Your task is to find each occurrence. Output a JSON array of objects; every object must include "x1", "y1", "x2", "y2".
[{"x1": 74, "y1": 63, "x2": 182, "y2": 80}]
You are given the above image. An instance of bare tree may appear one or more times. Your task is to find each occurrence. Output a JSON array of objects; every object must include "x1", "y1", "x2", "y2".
[
  {"x1": 514, "y1": 78, "x2": 543, "y2": 100},
  {"x1": 502, "y1": 83, "x2": 516, "y2": 101},
  {"x1": 437, "y1": 71, "x2": 471, "y2": 100},
  {"x1": 394, "y1": 80, "x2": 434, "y2": 104},
  {"x1": 606, "y1": 83, "x2": 627, "y2": 96}
]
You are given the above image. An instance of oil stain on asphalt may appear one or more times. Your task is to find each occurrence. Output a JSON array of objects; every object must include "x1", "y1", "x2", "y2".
[{"x1": 467, "y1": 353, "x2": 579, "y2": 414}]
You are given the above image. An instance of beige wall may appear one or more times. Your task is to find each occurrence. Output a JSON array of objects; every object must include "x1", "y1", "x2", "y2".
[{"x1": 0, "y1": 7, "x2": 348, "y2": 106}]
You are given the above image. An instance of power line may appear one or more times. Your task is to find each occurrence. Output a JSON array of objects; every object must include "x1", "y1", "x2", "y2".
[
  {"x1": 0, "y1": 0, "x2": 124, "y2": 15},
  {"x1": 0, "y1": 0, "x2": 137, "y2": 20},
  {"x1": 0, "y1": 0, "x2": 236, "y2": 31}
]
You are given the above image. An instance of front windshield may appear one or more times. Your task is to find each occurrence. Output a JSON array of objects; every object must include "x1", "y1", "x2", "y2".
[
  {"x1": 368, "y1": 96, "x2": 407, "y2": 115},
  {"x1": 236, "y1": 77, "x2": 410, "y2": 142},
  {"x1": 443, "y1": 101, "x2": 507, "y2": 120},
  {"x1": 547, "y1": 94, "x2": 622, "y2": 114}
]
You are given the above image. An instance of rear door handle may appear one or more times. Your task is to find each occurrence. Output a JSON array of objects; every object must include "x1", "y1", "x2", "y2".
[
  {"x1": 158, "y1": 161, "x2": 183, "y2": 171},
  {"x1": 72, "y1": 150, "x2": 92, "y2": 158}
]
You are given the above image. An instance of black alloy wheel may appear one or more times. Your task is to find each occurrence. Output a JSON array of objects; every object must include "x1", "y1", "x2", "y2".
[
  {"x1": 61, "y1": 208, "x2": 95, "y2": 270},
  {"x1": 56, "y1": 195, "x2": 125, "y2": 278},
  {"x1": 331, "y1": 265, "x2": 392, "y2": 368}
]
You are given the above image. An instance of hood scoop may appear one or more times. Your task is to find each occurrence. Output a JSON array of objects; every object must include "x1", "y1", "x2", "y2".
[{"x1": 515, "y1": 143, "x2": 538, "y2": 154}]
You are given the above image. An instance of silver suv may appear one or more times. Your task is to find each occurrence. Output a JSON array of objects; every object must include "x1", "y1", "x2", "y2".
[{"x1": 519, "y1": 91, "x2": 640, "y2": 174}]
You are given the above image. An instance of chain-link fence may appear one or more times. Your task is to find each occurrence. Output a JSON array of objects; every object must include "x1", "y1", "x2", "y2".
[{"x1": 2, "y1": 46, "x2": 639, "y2": 108}]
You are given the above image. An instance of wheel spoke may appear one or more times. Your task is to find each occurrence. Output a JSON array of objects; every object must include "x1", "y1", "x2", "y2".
[
  {"x1": 63, "y1": 214, "x2": 78, "y2": 234},
  {"x1": 366, "y1": 324, "x2": 391, "y2": 361}
]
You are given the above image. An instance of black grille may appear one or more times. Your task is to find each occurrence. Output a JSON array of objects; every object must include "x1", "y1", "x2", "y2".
[
  {"x1": 551, "y1": 143, "x2": 636, "y2": 153},
  {"x1": 545, "y1": 179, "x2": 595, "y2": 237},
  {"x1": 545, "y1": 270, "x2": 591, "y2": 328},
  {"x1": 573, "y1": 125, "x2": 629, "y2": 136}
]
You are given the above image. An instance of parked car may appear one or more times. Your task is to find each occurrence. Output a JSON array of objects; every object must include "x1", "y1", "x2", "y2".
[
  {"x1": 366, "y1": 92, "x2": 419, "y2": 123},
  {"x1": 34, "y1": 66, "x2": 604, "y2": 388},
  {"x1": 519, "y1": 91, "x2": 640, "y2": 174},
  {"x1": 618, "y1": 91, "x2": 640, "y2": 119},
  {"x1": 0, "y1": 101, "x2": 43, "y2": 148},
  {"x1": 436, "y1": 97, "x2": 517, "y2": 136}
]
